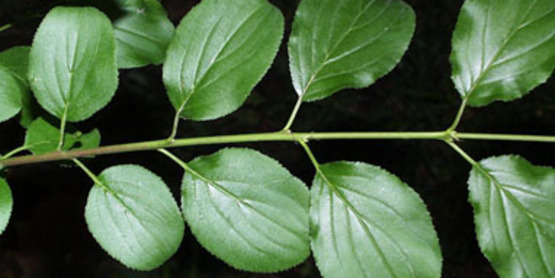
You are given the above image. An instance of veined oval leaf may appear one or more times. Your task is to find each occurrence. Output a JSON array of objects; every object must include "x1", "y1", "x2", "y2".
[
  {"x1": 0, "y1": 46, "x2": 35, "y2": 127},
  {"x1": 114, "y1": 0, "x2": 175, "y2": 69},
  {"x1": 85, "y1": 165, "x2": 184, "y2": 270},
  {"x1": 289, "y1": 0, "x2": 416, "y2": 102},
  {"x1": 311, "y1": 162, "x2": 442, "y2": 278},
  {"x1": 469, "y1": 155, "x2": 555, "y2": 278},
  {"x1": 25, "y1": 117, "x2": 101, "y2": 155},
  {"x1": 181, "y1": 148, "x2": 310, "y2": 272},
  {"x1": 29, "y1": 7, "x2": 119, "y2": 122},
  {"x1": 451, "y1": 0, "x2": 555, "y2": 107},
  {"x1": 163, "y1": 0, "x2": 284, "y2": 121},
  {"x1": 0, "y1": 178, "x2": 13, "y2": 235},
  {"x1": 0, "y1": 67, "x2": 23, "y2": 123}
]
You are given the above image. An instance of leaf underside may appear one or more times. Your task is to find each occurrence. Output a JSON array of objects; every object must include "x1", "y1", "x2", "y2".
[
  {"x1": 181, "y1": 148, "x2": 310, "y2": 272},
  {"x1": 289, "y1": 0, "x2": 416, "y2": 102},
  {"x1": 311, "y1": 162, "x2": 442, "y2": 278},
  {"x1": 85, "y1": 165, "x2": 184, "y2": 271},
  {"x1": 450, "y1": 0, "x2": 555, "y2": 107},
  {"x1": 469, "y1": 155, "x2": 555, "y2": 278}
]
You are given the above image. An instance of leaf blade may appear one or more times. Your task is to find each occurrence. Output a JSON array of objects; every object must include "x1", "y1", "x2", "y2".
[
  {"x1": 181, "y1": 148, "x2": 310, "y2": 272},
  {"x1": 0, "y1": 46, "x2": 34, "y2": 128},
  {"x1": 450, "y1": 0, "x2": 555, "y2": 106},
  {"x1": 0, "y1": 46, "x2": 31, "y2": 83},
  {"x1": 85, "y1": 165, "x2": 184, "y2": 271},
  {"x1": 0, "y1": 178, "x2": 13, "y2": 235},
  {"x1": 311, "y1": 162, "x2": 442, "y2": 278},
  {"x1": 25, "y1": 117, "x2": 101, "y2": 155},
  {"x1": 289, "y1": 0, "x2": 416, "y2": 101},
  {"x1": 0, "y1": 46, "x2": 35, "y2": 127},
  {"x1": 114, "y1": 0, "x2": 175, "y2": 68},
  {"x1": 163, "y1": 0, "x2": 284, "y2": 121},
  {"x1": 28, "y1": 7, "x2": 119, "y2": 122},
  {"x1": 469, "y1": 155, "x2": 555, "y2": 278},
  {"x1": 0, "y1": 67, "x2": 23, "y2": 123}
]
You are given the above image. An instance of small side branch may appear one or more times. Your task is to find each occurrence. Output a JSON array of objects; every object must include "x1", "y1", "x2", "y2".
[
  {"x1": 1, "y1": 146, "x2": 30, "y2": 160},
  {"x1": 447, "y1": 97, "x2": 469, "y2": 132},
  {"x1": 72, "y1": 158, "x2": 105, "y2": 189},
  {"x1": 445, "y1": 141, "x2": 480, "y2": 168},
  {"x1": 57, "y1": 105, "x2": 69, "y2": 151},
  {"x1": 282, "y1": 97, "x2": 303, "y2": 131}
]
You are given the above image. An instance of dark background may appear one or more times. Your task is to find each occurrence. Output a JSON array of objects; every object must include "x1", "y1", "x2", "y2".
[{"x1": 1, "y1": 0, "x2": 554, "y2": 277}]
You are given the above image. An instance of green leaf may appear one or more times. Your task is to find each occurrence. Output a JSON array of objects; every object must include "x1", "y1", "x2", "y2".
[
  {"x1": 29, "y1": 7, "x2": 119, "y2": 122},
  {"x1": 0, "y1": 46, "x2": 36, "y2": 127},
  {"x1": 181, "y1": 148, "x2": 310, "y2": 272},
  {"x1": 0, "y1": 67, "x2": 23, "y2": 123},
  {"x1": 450, "y1": 0, "x2": 555, "y2": 107},
  {"x1": 0, "y1": 178, "x2": 13, "y2": 235},
  {"x1": 72, "y1": 129, "x2": 101, "y2": 151},
  {"x1": 469, "y1": 155, "x2": 555, "y2": 277},
  {"x1": 0, "y1": 46, "x2": 31, "y2": 83},
  {"x1": 25, "y1": 117, "x2": 101, "y2": 155},
  {"x1": 288, "y1": 0, "x2": 416, "y2": 102},
  {"x1": 114, "y1": 0, "x2": 175, "y2": 69},
  {"x1": 85, "y1": 165, "x2": 184, "y2": 271},
  {"x1": 163, "y1": 0, "x2": 284, "y2": 121},
  {"x1": 18, "y1": 88, "x2": 35, "y2": 128},
  {"x1": 311, "y1": 162, "x2": 442, "y2": 278}
]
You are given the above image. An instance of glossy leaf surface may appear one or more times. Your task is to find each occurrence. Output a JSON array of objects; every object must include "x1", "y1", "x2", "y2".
[
  {"x1": 85, "y1": 165, "x2": 184, "y2": 271},
  {"x1": 0, "y1": 178, "x2": 13, "y2": 235},
  {"x1": 181, "y1": 148, "x2": 310, "y2": 272},
  {"x1": 0, "y1": 67, "x2": 23, "y2": 123},
  {"x1": 288, "y1": 0, "x2": 416, "y2": 101},
  {"x1": 114, "y1": 0, "x2": 175, "y2": 68},
  {"x1": 451, "y1": 0, "x2": 555, "y2": 107},
  {"x1": 311, "y1": 162, "x2": 442, "y2": 278},
  {"x1": 29, "y1": 7, "x2": 118, "y2": 122},
  {"x1": 163, "y1": 0, "x2": 283, "y2": 120},
  {"x1": 25, "y1": 117, "x2": 100, "y2": 155},
  {"x1": 469, "y1": 155, "x2": 555, "y2": 277}
]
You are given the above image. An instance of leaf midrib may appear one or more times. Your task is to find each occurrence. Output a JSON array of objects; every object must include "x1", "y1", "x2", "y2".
[
  {"x1": 186, "y1": 165, "x2": 306, "y2": 241},
  {"x1": 299, "y1": 0, "x2": 381, "y2": 98},
  {"x1": 463, "y1": 0, "x2": 539, "y2": 99},
  {"x1": 477, "y1": 163, "x2": 553, "y2": 276},
  {"x1": 175, "y1": 4, "x2": 267, "y2": 115},
  {"x1": 316, "y1": 169, "x2": 401, "y2": 278},
  {"x1": 95, "y1": 177, "x2": 172, "y2": 253}
]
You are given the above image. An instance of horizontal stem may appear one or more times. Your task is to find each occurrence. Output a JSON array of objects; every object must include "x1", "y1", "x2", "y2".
[
  {"x1": 456, "y1": 132, "x2": 555, "y2": 143},
  {"x1": 0, "y1": 130, "x2": 553, "y2": 168},
  {"x1": 0, "y1": 131, "x2": 445, "y2": 167}
]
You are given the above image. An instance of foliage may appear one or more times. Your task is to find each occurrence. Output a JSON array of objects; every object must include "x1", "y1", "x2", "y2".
[
  {"x1": 84, "y1": 164, "x2": 184, "y2": 270},
  {"x1": 469, "y1": 155, "x2": 555, "y2": 277},
  {"x1": 0, "y1": 0, "x2": 554, "y2": 277},
  {"x1": 163, "y1": 0, "x2": 284, "y2": 121},
  {"x1": 178, "y1": 148, "x2": 310, "y2": 272}
]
